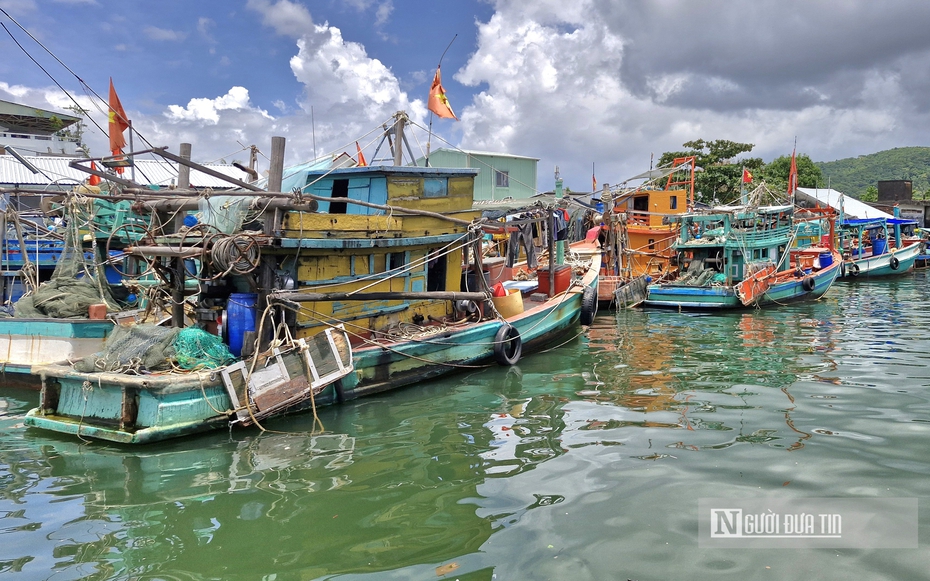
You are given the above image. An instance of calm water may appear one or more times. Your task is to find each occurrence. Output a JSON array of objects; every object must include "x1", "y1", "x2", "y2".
[{"x1": 3, "y1": 274, "x2": 930, "y2": 580}]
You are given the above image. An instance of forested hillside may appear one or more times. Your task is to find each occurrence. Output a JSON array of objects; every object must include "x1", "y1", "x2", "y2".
[{"x1": 816, "y1": 147, "x2": 930, "y2": 199}]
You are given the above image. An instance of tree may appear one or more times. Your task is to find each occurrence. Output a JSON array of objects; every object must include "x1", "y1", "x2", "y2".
[
  {"x1": 763, "y1": 154, "x2": 823, "y2": 192},
  {"x1": 657, "y1": 139, "x2": 761, "y2": 205},
  {"x1": 860, "y1": 185, "x2": 878, "y2": 202}
]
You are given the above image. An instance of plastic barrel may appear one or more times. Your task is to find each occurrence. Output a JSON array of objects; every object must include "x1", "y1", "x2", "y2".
[
  {"x1": 819, "y1": 252, "x2": 834, "y2": 268},
  {"x1": 227, "y1": 292, "x2": 257, "y2": 357},
  {"x1": 872, "y1": 238, "x2": 887, "y2": 255}
]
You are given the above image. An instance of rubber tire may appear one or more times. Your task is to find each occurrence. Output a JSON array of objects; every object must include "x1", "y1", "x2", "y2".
[
  {"x1": 890, "y1": 256, "x2": 900, "y2": 270},
  {"x1": 493, "y1": 324, "x2": 522, "y2": 366},
  {"x1": 580, "y1": 286, "x2": 598, "y2": 326},
  {"x1": 802, "y1": 277, "x2": 815, "y2": 292},
  {"x1": 850, "y1": 263, "x2": 860, "y2": 277}
]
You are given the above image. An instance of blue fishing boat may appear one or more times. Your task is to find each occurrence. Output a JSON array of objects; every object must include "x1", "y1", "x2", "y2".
[
  {"x1": 644, "y1": 204, "x2": 841, "y2": 309},
  {"x1": 838, "y1": 217, "x2": 920, "y2": 278}
]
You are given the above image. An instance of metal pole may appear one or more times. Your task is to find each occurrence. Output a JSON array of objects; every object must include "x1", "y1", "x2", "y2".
[{"x1": 174, "y1": 142, "x2": 192, "y2": 233}]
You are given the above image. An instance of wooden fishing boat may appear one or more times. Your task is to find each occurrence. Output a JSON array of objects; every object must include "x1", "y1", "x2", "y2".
[
  {"x1": 27, "y1": 326, "x2": 354, "y2": 444},
  {"x1": 644, "y1": 204, "x2": 841, "y2": 309},
  {"x1": 24, "y1": 113, "x2": 599, "y2": 443},
  {"x1": 838, "y1": 217, "x2": 920, "y2": 278},
  {"x1": 595, "y1": 157, "x2": 693, "y2": 307}
]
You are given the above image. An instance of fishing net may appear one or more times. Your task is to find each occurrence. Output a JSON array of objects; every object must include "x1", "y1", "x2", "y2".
[
  {"x1": 174, "y1": 327, "x2": 236, "y2": 370},
  {"x1": 11, "y1": 196, "x2": 120, "y2": 319},
  {"x1": 73, "y1": 324, "x2": 236, "y2": 373},
  {"x1": 74, "y1": 324, "x2": 179, "y2": 373}
]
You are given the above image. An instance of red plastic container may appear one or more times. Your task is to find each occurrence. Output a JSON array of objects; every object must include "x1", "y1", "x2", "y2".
[{"x1": 537, "y1": 265, "x2": 571, "y2": 296}]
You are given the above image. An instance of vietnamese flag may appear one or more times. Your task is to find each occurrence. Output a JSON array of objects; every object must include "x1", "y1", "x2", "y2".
[
  {"x1": 427, "y1": 66, "x2": 457, "y2": 120},
  {"x1": 108, "y1": 78, "x2": 130, "y2": 153},
  {"x1": 742, "y1": 168, "x2": 753, "y2": 183}
]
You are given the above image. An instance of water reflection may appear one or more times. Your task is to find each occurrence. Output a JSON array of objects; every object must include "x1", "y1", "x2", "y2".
[{"x1": 3, "y1": 275, "x2": 930, "y2": 580}]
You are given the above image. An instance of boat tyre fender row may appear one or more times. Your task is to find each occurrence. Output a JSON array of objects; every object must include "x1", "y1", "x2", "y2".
[
  {"x1": 890, "y1": 256, "x2": 901, "y2": 270},
  {"x1": 802, "y1": 277, "x2": 816, "y2": 292},
  {"x1": 493, "y1": 324, "x2": 522, "y2": 366},
  {"x1": 580, "y1": 285, "x2": 598, "y2": 326}
]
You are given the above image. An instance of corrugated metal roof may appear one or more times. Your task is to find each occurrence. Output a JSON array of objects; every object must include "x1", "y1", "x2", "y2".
[
  {"x1": 0, "y1": 154, "x2": 248, "y2": 189},
  {"x1": 796, "y1": 187, "x2": 893, "y2": 220},
  {"x1": 428, "y1": 147, "x2": 539, "y2": 161}
]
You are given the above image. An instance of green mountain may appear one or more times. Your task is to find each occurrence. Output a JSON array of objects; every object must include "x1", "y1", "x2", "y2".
[{"x1": 815, "y1": 146, "x2": 930, "y2": 199}]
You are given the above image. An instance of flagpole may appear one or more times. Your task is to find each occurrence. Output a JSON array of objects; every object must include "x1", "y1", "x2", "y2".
[{"x1": 425, "y1": 34, "x2": 457, "y2": 168}]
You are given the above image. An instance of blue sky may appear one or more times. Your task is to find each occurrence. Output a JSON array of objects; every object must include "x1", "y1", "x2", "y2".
[{"x1": 2, "y1": 1, "x2": 930, "y2": 193}]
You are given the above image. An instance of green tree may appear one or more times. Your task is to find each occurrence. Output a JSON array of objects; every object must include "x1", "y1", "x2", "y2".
[
  {"x1": 762, "y1": 154, "x2": 823, "y2": 192},
  {"x1": 657, "y1": 139, "x2": 761, "y2": 205},
  {"x1": 860, "y1": 185, "x2": 878, "y2": 202}
]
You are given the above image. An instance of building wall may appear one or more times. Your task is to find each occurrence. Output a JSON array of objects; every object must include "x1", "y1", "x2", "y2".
[
  {"x1": 877, "y1": 180, "x2": 912, "y2": 202},
  {"x1": 418, "y1": 150, "x2": 537, "y2": 201}
]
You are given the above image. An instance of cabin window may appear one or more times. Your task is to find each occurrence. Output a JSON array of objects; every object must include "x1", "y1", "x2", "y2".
[
  {"x1": 388, "y1": 252, "x2": 406, "y2": 272},
  {"x1": 495, "y1": 170, "x2": 510, "y2": 188},
  {"x1": 423, "y1": 178, "x2": 448, "y2": 198},
  {"x1": 633, "y1": 196, "x2": 648, "y2": 212},
  {"x1": 648, "y1": 238, "x2": 655, "y2": 250},
  {"x1": 426, "y1": 249, "x2": 446, "y2": 292},
  {"x1": 330, "y1": 179, "x2": 349, "y2": 214},
  {"x1": 670, "y1": 196, "x2": 678, "y2": 209}
]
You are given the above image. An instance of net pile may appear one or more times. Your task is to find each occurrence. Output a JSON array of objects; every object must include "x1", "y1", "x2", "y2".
[
  {"x1": 74, "y1": 324, "x2": 236, "y2": 373},
  {"x1": 174, "y1": 327, "x2": 236, "y2": 370},
  {"x1": 11, "y1": 196, "x2": 120, "y2": 319}
]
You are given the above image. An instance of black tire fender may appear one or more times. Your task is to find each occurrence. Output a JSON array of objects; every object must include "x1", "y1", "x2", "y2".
[
  {"x1": 580, "y1": 285, "x2": 598, "y2": 326},
  {"x1": 850, "y1": 263, "x2": 860, "y2": 277},
  {"x1": 890, "y1": 256, "x2": 901, "y2": 270},
  {"x1": 802, "y1": 277, "x2": 815, "y2": 292},
  {"x1": 493, "y1": 324, "x2": 522, "y2": 366}
]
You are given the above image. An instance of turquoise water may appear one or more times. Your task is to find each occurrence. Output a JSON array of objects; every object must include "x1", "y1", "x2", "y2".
[{"x1": 3, "y1": 274, "x2": 930, "y2": 580}]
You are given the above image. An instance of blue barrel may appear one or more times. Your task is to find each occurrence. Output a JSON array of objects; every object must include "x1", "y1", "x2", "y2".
[
  {"x1": 227, "y1": 293, "x2": 257, "y2": 357},
  {"x1": 819, "y1": 252, "x2": 833, "y2": 268},
  {"x1": 872, "y1": 238, "x2": 887, "y2": 255}
]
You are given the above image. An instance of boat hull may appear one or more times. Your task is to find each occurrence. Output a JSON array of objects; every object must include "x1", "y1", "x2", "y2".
[
  {"x1": 840, "y1": 241, "x2": 920, "y2": 279},
  {"x1": 0, "y1": 318, "x2": 113, "y2": 389},
  {"x1": 644, "y1": 259, "x2": 840, "y2": 310},
  {"x1": 25, "y1": 269, "x2": 598, "y2": 444}
]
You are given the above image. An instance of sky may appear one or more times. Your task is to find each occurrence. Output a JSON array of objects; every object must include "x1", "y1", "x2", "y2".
[{"x1": 1, "y1": 0, "x2": 929, "y2": 192}]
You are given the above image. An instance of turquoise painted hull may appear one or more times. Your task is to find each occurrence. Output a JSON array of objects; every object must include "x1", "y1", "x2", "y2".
[
  {"x1": 839, "y1": 242, "x2": 920, "y2": 279},
  {"x1": 25, "y1": 274, "x2": 598, "y2": 444},
  {"x1": 0, "y1": 318, "x2": 113, "y2": 389},
  {"x1": 645, "y1": 261, "x2": 840, "y2": 309}
]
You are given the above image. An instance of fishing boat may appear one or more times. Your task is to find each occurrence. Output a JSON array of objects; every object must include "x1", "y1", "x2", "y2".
[
  {"x1": 594, "y1": 157, "x2": 694, "y2": 308},
  {"x1": 644, "y1": 203, "x2": 841, "y2": 309},
  {"x1": 838, "y1": 217, "x2": 920, "y2": 278},
  {"x1": 25, "y1": 112, "x2": 599, "y2": 443},
  {"x1": 0, "y1": 199, "x2": 122, "y2": 388}
]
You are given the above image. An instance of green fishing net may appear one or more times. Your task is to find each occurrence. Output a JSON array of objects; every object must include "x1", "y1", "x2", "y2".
[{"x1": 174, "y1": 327, "x2": 236, "y2": 370}]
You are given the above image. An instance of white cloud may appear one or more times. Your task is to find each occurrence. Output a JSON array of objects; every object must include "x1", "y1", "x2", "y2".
[
  {"x1": 165, "y1": 87, "x2": 272, "y2": 124},
  {"x1": 246, "y1": 0, "x2": 315, "y2": 39},
  {"x1": 144, "y1": 26, "x2": 188, "y2": 42}
]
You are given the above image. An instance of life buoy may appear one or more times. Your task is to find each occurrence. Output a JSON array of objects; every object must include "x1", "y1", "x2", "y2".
[
  {"x1": 849, "y1": 263, "x2": 860, "y2": 277},
  {"x1": 493, "y1": 324, "x2": 522, "y2": 366},
  {"x1": 802, "y1": 277, "x2": 815, "y2": 292},
  {"x1": 580, "y1": 286, "x2": 597, "y2": 326},
  {"x1": 890, "y1": 256, "x2": 900, "y2": 270}
]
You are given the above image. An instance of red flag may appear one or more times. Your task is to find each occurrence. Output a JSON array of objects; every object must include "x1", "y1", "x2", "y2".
[
  {"x1": 356, "y1": 142, "x2": 367, "y2": 167},
  {"x1": 108, "y1": 78, "x2": 130, "y2": 153},
  {"x1": 742, "y1": 168, "x2": 752, "y2": 183},
  {"x1": 593, "y1": 173, "x2": 597, "y2": 192},
  {"x1": 427, "y1": 66, "x2": 457, "y2": 120},
  {"x1": 88, "y1": 161, "x2": 101, "y2": 186},
  {"x1": 787, "y1": 149, "x2": 798, "y2": 196}
]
